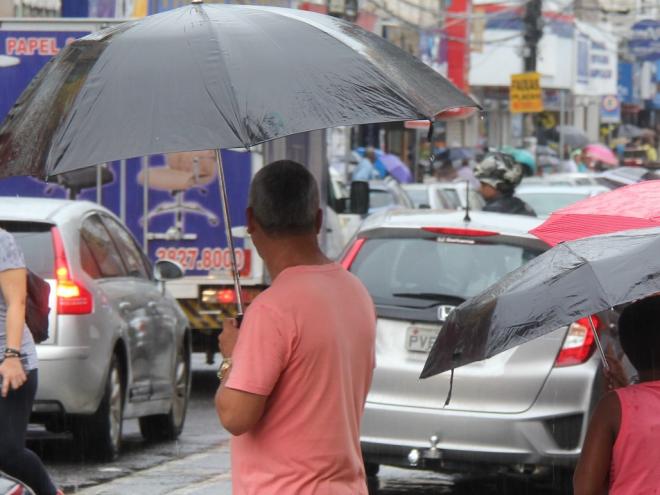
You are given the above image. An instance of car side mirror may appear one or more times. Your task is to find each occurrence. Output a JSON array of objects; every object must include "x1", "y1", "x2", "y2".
[
  {"x1": 154, "y1": 259, "x2": 184, "y2": 281},
  {"x1": 350, "y1": 181, "x2": 369, "y2": 215}
]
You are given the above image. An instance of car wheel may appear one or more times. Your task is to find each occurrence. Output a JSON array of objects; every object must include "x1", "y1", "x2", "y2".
[
  {"x1": 74, "y1": 354, "x2": 124, "y2": 461},
  {"x1": 139, "y1": 339, "x2": 191, "y2": 442}
]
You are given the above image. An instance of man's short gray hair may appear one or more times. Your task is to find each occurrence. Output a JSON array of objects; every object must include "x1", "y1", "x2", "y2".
[{"x1": 248, "y1": 160, "x2": 319, "y2": 235}]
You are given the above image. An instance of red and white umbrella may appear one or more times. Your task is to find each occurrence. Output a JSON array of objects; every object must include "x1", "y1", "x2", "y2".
[{"x1": 583, "y1": 143, "x2": 618, "y2": 166}]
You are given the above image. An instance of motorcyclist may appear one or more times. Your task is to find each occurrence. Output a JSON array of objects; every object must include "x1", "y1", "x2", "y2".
[{"x1": 474, "y1": 152, "x2": 536, "y2": 216}]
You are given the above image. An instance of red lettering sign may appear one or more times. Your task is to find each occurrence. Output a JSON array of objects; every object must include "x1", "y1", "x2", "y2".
[{"x1": 4, "y1": 37, "x2": 59, "y2": 56}]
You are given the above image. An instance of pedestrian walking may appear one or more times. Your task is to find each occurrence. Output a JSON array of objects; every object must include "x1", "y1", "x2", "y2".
[
  {"x1": 352, "y1": 147, "x2": 380, "y2": 181},
  {"x1": 574, "y1": 295, "x2": 660, "y2": 494},
  {"x1": 0, "y1": 229, "x2": 61, "y2": 495},
  {"x1": 215, "y1": 160, "x2": 376, "y2": 495},
  {"x1": 474, "y1": 153, "x2": 536, "y2": 216}
]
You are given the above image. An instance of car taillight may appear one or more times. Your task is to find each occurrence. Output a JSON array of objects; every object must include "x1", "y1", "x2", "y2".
[
  {"x1": 52, "y1": 227, "x2": 93, "y2": 315},
  {"x1": 341, "y1": 238, "x2": 366, "y2": 270},
  {"x1": 555, "y1": 316, "x2": 601, "y2": 367}
]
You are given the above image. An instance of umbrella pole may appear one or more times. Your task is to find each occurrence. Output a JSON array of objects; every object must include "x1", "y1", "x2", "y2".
[
  {"x1": 588, "y1": 316, "x2": 609, "y2": 370},
  {"x1": 215, "y1": 150, "x2": 244, "y2": 324}
]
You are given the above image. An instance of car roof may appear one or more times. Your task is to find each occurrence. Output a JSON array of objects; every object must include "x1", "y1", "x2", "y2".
[
  {"x1": 517, "y1": 185, "x2": 609, "y2": 194},
  {"x1": 358, "y1": 209, "x2": 544, "y2": 239},
  {"x1": 0, "y1": 197, "x2": 107, "y2": 223}
]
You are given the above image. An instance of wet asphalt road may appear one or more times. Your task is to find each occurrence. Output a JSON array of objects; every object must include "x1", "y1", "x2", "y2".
[{"x1": 29, "y1": 356, "x2": 569, "y2": 494}]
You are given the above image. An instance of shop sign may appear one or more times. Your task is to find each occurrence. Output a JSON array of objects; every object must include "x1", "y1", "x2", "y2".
[
  {"x1": 630, "y1": 20, "x2": 660, "y2": 61},
  {"x1": 618, "y1": 62, "x2": 634, "y2": 104},
  {"x1": 600, "y1": 94, "x2": 621, "y2": 123},
  {"x1": 509, "y1": 72, "x2": 544, "y2": 113}
]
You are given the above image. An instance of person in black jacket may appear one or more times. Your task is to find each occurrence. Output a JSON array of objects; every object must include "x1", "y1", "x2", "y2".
[{"x1": 474, "y1": 153, "x2": 536, "y2": 217}]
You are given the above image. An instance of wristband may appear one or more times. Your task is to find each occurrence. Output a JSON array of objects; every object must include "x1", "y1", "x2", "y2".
[{"x1": 3, "y1": 348, "x2": 21, "y2": 358}]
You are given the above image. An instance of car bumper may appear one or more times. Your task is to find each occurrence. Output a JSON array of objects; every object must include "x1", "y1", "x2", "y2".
[
  {"x1": 33, "y1": 345, "x2": 106, "y2": 416},
  {"x1": 361, "y1": 358, "x2": 601, "y2": 471}
]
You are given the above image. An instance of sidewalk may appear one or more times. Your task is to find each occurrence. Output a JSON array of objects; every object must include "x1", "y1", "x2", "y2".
[{"x1": 75, "y1": 442, "x2": 232, "y2": 495}]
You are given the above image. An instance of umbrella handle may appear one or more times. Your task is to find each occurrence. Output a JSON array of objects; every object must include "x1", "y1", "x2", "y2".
[
  {"x1": 215, "y1": 150, "x2": 244, "y2": 324},
  {"x1": 588, "y1": 315, "x2": 609, "y2": 371}
]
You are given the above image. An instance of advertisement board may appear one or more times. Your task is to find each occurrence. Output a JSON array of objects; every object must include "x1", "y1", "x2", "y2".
[
  {"x1": 509, "y1": 72, "x2": 544, "y2": 113},
  {"x1": 0, "y1": 27, "x2": 252, "y2": 278},
  {"x1": 630, "y1": 20, "x2": 660, "y2": 61}
]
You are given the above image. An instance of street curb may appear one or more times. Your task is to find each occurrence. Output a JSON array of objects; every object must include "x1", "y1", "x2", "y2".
[{"x1": 74, "y1": 442, "x2": 232, "y2": 494}]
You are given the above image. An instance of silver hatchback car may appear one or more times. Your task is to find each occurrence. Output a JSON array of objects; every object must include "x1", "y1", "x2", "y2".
[
  {"x1": 0, "y1": 198, "x2": 191, "y2": 460},
  {"x1": 341, "y1": 209, "x2": 620, "y2": 487}
]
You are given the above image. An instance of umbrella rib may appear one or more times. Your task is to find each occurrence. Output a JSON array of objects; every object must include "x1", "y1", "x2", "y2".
[
  {"x1": 561, "y1": 242, "x2": 610, "y2": 310},
  {"x1": 188, "y1": 5, "x2": 246, "y2": 146}
]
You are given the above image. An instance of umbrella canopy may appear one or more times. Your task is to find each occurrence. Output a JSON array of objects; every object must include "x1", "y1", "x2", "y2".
[
  {"x1": 617, "y1": 124, "x2": 653, "y2": 139},
  {"x1": 0, "y1": 3, "x2": 476, "y2": 178},
  {"x1": 421, "y1": 226, "x2": 660, "y2": 378},
  {"x1": 379, "y1": 153, "x2": 412, "y2": 183},
  {"x1": 583, "y1": 143, "x2": 618, "y2": 166},
  {"x1": 546, "y1": 125, "x2": 589, "y2": 148},
  {"x1": 530, "y1": 180, "x2": 660, "y2": 246}
]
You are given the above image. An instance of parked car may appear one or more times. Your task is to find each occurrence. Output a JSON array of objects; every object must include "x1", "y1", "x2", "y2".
[
  {"x1": 433, "y1": 181, "x2": 484, "y2": 211},
  {"x1": 368, "y1": 177, "x2": 415, "y2": 214},
  {"x1": 0, "y1": 198, "x2": 191, "y2": 460},
  {"x1": 341, "y1": 209, "x2": 621, "y2": 487},
  {"x1": 521, "y1": 173, "x2": 602, "y2": 187},
  {"x1": 516, "y1": 184, "x2": 609, "y2": 217},
  {"x1": 595, "y1": 166, "x2": 660, "y2": 189},
  {"x1": 402, "y1": 183, "x2": 456, "y2": 210}
]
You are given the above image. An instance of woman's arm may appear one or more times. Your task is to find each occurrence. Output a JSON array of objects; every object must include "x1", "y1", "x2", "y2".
[
  {"x1": 0, "y1": 268, "x2": 28, "y2": 397},
  {"x1": 573, "y1": 392, "x2": 620, "y2": 495}
]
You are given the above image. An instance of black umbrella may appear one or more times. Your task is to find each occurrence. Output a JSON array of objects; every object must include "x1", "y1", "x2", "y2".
[
  {"x1": 0, "y1": 2, "x2": 476, "y2": 317},
  {"x1": 420, "y1": 226, "x2": 660, "y2": 379},
  {"x1": 546, "y1": 125, "x2": 589, "y2": 149}
]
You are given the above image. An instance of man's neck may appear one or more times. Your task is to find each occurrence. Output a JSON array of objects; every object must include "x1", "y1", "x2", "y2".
[{"x1": 262, "y1": 235, "x2": 332, "y2": 280}]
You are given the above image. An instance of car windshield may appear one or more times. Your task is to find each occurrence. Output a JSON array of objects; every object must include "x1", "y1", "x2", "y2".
[
  {"x1": 350, "y1": 237, "x2": 540, "y2": 306},
  {"x1": 369, "y1": 189, "x2": 395, "y2": 209},
  {"x1": 517, "y1": 192, "x2": 589, "y2": 216}
]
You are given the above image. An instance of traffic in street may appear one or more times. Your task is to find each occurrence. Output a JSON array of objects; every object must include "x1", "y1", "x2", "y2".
[{"x1": 0, "y1": 0, "x2": 659, "y2": 494}]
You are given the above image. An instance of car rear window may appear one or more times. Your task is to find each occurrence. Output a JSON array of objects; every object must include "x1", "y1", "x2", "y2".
[
  {"x1": 0, "y1": 221, "x2": 55, "y2": 278},
  {"x1": 350, "y1": 237, "x2": 540, "y2": 320}
]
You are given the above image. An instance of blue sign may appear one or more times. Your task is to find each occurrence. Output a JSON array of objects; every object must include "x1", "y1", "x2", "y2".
[
  {"x1": 0, "y1": 31, "x2": 87, "y2": 120},
  {"x1": 630, "y1": 19, "x2": 660, "y2": 61},
  {"x1": 577, "y1": 35, "x2": 590, "y2": 85},
  {"x1": 600, "y1": 94, "x2": 621, "y2": 123},
  {"x1": 618, "y1": 62, "x2": 634, "y2": 104}
]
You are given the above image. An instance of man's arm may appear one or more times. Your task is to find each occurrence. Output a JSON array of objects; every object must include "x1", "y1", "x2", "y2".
[
  {"x1": 215, "y1": 369, "x2": 267, "y2": 436},
  {"x1": 214, "y1": 318, "x2": 268, "y2": 436},
  {"x1": 573, "y1": 392, "x2": 620, "y2": 495}
]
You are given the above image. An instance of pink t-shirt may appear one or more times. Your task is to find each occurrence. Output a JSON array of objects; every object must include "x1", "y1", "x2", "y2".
[
  {"x1": 610, "y1": 381, "x2": 660, "y2": 494},
  {"x1": 225, "y1": 263, "x2": 376, "y2": 495}
]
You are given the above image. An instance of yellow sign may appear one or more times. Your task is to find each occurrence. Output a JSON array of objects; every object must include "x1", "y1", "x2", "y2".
[{"x1": 510, "y1": 72, "x2": 544, "y2": 114}]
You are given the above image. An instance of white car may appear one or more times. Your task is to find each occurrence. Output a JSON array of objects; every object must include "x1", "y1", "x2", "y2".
[{"x1": 516, "y1": 185, "x2": 609, "y2": 217}]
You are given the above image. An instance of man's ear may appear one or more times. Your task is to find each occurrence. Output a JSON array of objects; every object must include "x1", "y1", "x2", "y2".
[
  {"x1": 246, "y1": 207, "x2": 256, "y2": 234},
  {"x1": 315, "y1": 208, "x2": 323, "y2": 234}
]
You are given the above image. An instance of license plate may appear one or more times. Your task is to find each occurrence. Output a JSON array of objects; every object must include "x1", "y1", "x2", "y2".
[{"x1": 406, "y1": 326, "x2": 440, "y2": 353}]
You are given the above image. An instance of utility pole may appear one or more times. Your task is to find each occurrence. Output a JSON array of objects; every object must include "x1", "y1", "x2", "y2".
[{"x1": 522, "y1": 0, "x2": 543, "y2": 142}]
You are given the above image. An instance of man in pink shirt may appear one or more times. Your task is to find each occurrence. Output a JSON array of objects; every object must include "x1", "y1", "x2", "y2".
[{"x1": 215, "y1": 160, "x2": 376, "y2": 495}]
